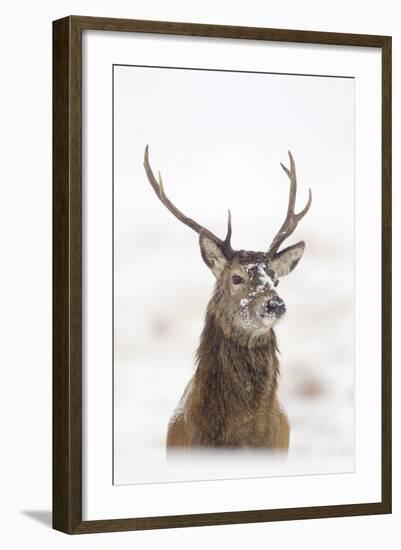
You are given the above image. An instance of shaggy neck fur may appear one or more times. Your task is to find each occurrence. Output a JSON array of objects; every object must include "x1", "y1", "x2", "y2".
[{"x1": 187, "y1": 295, "x2": 280, "y2": 447}]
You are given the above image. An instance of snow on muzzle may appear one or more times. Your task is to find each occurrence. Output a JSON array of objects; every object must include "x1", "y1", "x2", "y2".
[{"x1": 264, "y1": 295, "x2": 286, "y2": 318}]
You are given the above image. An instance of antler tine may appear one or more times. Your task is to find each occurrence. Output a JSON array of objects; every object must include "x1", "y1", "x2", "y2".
[
  {"x1": 144, "y1": 146, "x2": 234, "y2": 258},
  {"x1": 268, "y1": 151, "x2": 312, "y2": 257},
  {"x1": 224, "y1": 209, "x2": 232, "y2": 245}
]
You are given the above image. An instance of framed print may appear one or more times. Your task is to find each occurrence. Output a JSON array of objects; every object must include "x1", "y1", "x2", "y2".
[{"x1": 52, "y1": 16, "x2": 392, "y2": 534}]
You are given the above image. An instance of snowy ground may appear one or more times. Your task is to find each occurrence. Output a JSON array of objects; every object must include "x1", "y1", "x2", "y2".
[
  {"x1": 113, "y1": 65, "x2": 355, "y2": 485},
  {"x1": 113, "y1": 228, "x2": 354, "y2": 484}
]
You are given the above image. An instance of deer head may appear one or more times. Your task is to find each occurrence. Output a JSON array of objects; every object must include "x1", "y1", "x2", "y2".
[{"x1": 144, "y1": 146, "x2": 312, "y2": 336}]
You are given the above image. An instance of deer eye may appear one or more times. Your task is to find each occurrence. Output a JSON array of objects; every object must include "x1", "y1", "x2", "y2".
[
  {"x1": 274, "y1": 280, "x2": 280, "y2": 287},
  {"x1": 232, "y1": 275, "x2": 244, "y2": 285}
]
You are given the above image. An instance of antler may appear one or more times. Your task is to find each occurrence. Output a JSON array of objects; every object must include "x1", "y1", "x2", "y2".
[
  {"x1": 267, "y1": 151, "x2": 312, "y2": 257},
  {"x1": 144, "y1": 146, "x2": 234, "y2": 259}
]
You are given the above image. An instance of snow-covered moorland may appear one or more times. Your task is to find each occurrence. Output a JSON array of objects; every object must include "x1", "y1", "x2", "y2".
[{"x1": 113, "y1": 66, "x2": 354, "y2": 485}]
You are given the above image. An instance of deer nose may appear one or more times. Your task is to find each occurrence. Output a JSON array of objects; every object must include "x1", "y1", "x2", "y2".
[{"x1": 266, "y1": 296, "x2": 286, "y2": 317}]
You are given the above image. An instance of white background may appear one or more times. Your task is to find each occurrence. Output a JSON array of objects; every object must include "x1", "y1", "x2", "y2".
[
  {"x1": 0, "y1": 0, "x2": 399, "y2": 548},
  {"x1": 113, "y1": 63, "x2": 355, "y2": 486}
]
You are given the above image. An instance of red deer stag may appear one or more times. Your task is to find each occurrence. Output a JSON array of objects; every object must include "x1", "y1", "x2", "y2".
[{"x1": 144, "y1": 146, "x2": 312, "y2": 451}]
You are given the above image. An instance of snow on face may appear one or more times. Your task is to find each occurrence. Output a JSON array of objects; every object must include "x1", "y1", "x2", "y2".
[
  {"x1": 238, "y1": 261, "x2": 276, "y2": 329},
  {"x1": 244, "y1": 262, "x2": 274, "y2": 290}
]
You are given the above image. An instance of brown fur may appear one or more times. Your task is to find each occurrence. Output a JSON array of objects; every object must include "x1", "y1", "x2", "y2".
[{"x1": 167, "y1": 269, "x2": 290, "y2": 451}]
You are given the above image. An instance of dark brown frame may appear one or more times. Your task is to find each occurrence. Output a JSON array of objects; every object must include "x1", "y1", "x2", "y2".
[{"x1": 53, "y1": 15, "x2": 392, "y2": 534}]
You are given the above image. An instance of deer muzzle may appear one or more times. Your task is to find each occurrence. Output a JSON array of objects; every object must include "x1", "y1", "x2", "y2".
[{"x1": 265, "y1": 296, "x2": 286, "y2": 318}]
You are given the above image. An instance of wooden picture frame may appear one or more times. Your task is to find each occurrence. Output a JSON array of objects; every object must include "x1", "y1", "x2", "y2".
[{"x1": 53, "y1": 15, "x2": 392, "y2": 534}]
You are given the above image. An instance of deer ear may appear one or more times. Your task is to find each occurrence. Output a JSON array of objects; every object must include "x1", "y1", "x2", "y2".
[
  {"x1": 270, "y1": 241, "x2": 305, "y2": 278},
  {"x1": 199, "y1": 232, "x2": 228, "y2": 279}
]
